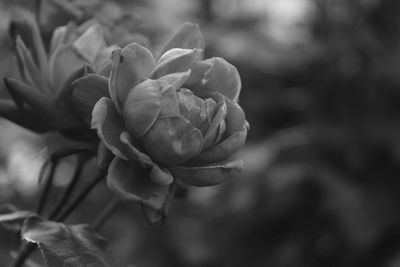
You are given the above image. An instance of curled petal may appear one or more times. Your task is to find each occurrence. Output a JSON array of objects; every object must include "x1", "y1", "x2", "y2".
[
  {"x1": 191, "y1": 127, "x2": 248, "y2": 165},
  {"x1": 192, "y1": 57, "x2": 241, "y2": 102},
  {"x1": 109, "y1": 44, "x2": 156, "y2": 111},
  {"x1": 224, "y1": 97, "x2": 247, "y2": 136},
  {"x1": 120, "y1": 132, "x2": 174, "y2": 185},
  {"x1": 91, "y1": 97, "x2": 128, "y2": 159},
  {"x1": 141, "y1": 116, "x2": 203, "y2": 165},
  {"x1": 107, "y1": 157, "x2": 169, "y2": 210},
  {"x1": 73, "y1": 24, "x2": 107, "y2": 63},
  {"x1": 68, "y1": 74, "x2": 109, "y2": 126},
  {"x1": 184, "y1": 60, "x2": 213, "y2": 87},
  {"x1": 202, "y1": 94, "x2": 227, "y2": 150},
  {"x1": 158, "y1": 23, "x2": 205, "y2": 59},
  {"x1": 158, "y1": 70, "x2": 191, "y2": 90},
  {"x1": 141, "y1": 183, "x2": 176, "y2": 226},
  {"x1": 123, "y1": 79, "x2": 163, "y2": 137},
  {"x1": 170, "y1": 159, "x2": 243, "y2": 187},
  {"x1": 151, "y1": 48, "x2": 203, "y2": 79}
]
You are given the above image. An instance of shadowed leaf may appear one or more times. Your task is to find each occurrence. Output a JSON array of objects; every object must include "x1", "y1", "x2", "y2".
[{"x1": 22, "y1": 216, "x2": 113, "y2": 267}]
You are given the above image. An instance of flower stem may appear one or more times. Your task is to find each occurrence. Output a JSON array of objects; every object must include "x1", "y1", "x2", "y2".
[
  {"x1": 8, "y1": 243, "x2": 36, "y2": 267},
  {"x1": 54, "y1": 169, "x2": 106, "y2": 221},
  {"x1": 35, "y1": 159, "x2": 56, "y2": 214},
  {"x1": 48, "y1": 155, "x2": 89, "y2": 220},
  {"x1": 92, "y1": 197, "x2": 119, "y2": 231}
]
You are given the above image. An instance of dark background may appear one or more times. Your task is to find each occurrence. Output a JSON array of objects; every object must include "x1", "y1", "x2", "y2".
[{"x1": 2, "y1": 0, "x2": 400, "y2": 266}]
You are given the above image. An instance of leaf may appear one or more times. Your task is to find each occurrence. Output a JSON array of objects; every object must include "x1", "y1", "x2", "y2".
[
  {"x1": 10, "y1": 8, "x2": 48, "y2": 74},
  {"x1": 0, "y1": 206, "x2": 34, "y2": 231},
  {"x1": 22, "y1": 216, "x2": 113, "y2": 267}
]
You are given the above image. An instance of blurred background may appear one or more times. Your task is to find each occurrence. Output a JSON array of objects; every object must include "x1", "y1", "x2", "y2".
[{"x1": 1, "y1": 0, "x2": 400, "y2": 266}]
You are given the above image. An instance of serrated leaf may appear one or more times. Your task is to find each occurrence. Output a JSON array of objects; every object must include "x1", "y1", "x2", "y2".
[{"x1": 22, "y1": 216, "x2": 113, "y2": 267}]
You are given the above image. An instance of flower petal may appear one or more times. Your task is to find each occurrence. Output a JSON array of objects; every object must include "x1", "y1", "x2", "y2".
[
  {"x1": 109, "y1": 44, "x2": 156, "y2": 111},
  {"x1": 202, "y1": 94, "x2": 227, "y2": 150},
  {"x1": 184, "y1": 60, "x2": 213, "y2": 87},
  {"x1": 91, "y1": 97, "x2": 128, "y2": 159},
  {"x1": 224, "y1": 96, "x2": 248, "y2": 134},
  {"x1": 120, "y1": 132, "x2": 174, "y2": 185},
  {"x1": 191, "y1": 127, "x2": 248, "y2": 165},
  {"x1": 107, "y1": 157, "x2": 169, "y2": 210},
  {"x1": 123, "y1": 79, "x2": 162, "y2": 137},
  {"x1": 68, "y1": 74, "x2": 109, "y2": 126},
  {"x1": 49, "y1": 43, "x2": 90, "y2": 92},
  {"x1": 158, "y1": 70, "x2": 191, "y2": 90},
  {"x1": 141, "y1": 116, "x2": 203, "y2": 165},
  {"x1": 158, "y1": 23, "x2": 205, "y2": 59},
  {"x1": 151, "y1": 48, "x2": 203, "y2": 79},
  {"x1": 191, "y1": 57, "x2": 241, "y2": 102},
  {"x1": 160, "y1": 85, "x2": 180, "y2": 117},
  {"x1": 73, "y1": 24, "x2": 107, "y2": 63},
  {"x1": 170, "y1": 159, "x2": 243, "y2": 187},
  {"x1": 141, "y1": 183, "x2": 176, "y2": 226}
]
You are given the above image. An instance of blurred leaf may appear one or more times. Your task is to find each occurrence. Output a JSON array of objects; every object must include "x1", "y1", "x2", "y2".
[
  {"x1": 0, "y1": 207, "x2": 35, "y2": 232},
  {"x1": 22, "y1": 216, "x2": 113, "y2": 267}
]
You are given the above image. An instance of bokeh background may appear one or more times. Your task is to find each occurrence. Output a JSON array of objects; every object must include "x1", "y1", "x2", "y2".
[{"x1": 1, "y1": 0, "x2": 400, "y2": 266}]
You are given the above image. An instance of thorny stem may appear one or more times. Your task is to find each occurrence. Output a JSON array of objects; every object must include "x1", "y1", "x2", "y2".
[{"x1": 92, "y1": 197, "x2": 119, "y2": 231}]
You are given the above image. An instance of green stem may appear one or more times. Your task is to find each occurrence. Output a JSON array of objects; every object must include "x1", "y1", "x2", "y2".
[
  {"x1": 55, "y1": 169, "x2": 106, "y2": 221},
  {"x1": 35, "y1": 159, "x2": 56, "y2": 214},
  {"x1": 8, "y1": 243, "x2": 36, "y2": 267},
  {"x1": 92, "y1": 197, "x2": 119, "y2": 231},
  {"x1": 48, "y1": 155, "x2": 89, "y2": 220}
]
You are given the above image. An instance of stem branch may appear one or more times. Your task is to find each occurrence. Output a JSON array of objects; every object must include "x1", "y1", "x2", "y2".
[{"x1": 92, "y1": 197, "x2": 119, "y2": 231}]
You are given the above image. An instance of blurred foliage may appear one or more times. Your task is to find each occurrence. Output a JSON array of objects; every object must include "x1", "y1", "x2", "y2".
[{"x1": 2, "y1": 0, "x2": 400, "y2": 266}]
